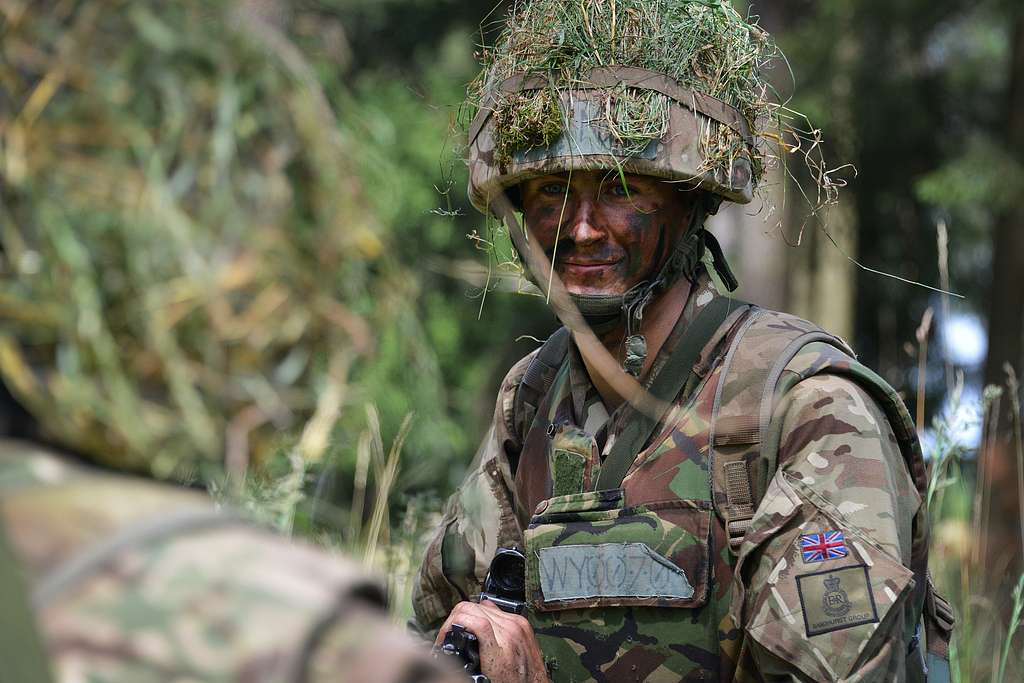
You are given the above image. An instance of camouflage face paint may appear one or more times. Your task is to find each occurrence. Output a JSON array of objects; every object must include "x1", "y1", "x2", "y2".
[{"x1": 521, "y1": 171, "x2": 696, "y2": 297}]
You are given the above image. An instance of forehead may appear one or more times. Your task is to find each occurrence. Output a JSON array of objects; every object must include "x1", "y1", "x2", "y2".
[{"x1": 525, "y1": 170, "x2": 671, "y2": 189}]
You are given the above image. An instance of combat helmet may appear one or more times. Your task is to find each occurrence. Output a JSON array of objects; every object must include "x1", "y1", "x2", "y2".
[{"x1": 466, "y1": 0, "x2": 778, "y2": 363}]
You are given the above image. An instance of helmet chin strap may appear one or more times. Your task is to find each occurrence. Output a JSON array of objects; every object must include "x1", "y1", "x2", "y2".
[{"x1": 512, "y1": 196, "x2": 739, "y2": 377}]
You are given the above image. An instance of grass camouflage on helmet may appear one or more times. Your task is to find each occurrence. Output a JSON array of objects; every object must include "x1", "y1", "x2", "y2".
[{"x1": 467, "y1": 0, "x2": 784, "y2": 214}]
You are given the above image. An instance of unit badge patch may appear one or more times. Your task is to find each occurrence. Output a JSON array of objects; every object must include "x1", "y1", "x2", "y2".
[
  {"x1": 795, "y1": 565, "x2": 879, "y2": 636},
  {"x1": 800, "y1": 530, "x2": 848, "y2": 563}
]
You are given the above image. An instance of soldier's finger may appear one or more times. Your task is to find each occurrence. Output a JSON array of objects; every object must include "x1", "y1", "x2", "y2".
[
  {"x1": 434, "y1": 601, "x2": 478, "y2": 647},
  {"x1": 448, "y1": 608, "x2": 500, "y2": 649},
  {"x1": 479, "y1": 600, "x2": 534, "y2": 641}
]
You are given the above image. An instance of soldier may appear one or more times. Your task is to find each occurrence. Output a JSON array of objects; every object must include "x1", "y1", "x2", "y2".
[
  {"x1": 413, "y1": 3, "x2": 953, "y2": 682},
  {"x1": 0, "y1": 432, "x2": 460, "y2": 683}
]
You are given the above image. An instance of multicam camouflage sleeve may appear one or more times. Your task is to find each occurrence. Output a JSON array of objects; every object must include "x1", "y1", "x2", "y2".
[
  {"x1": 731, "y1": 374, "x2": 922, "y2": 682},
  {"x1": 0, "y1": 441, "x2": 462, "y2": 683},
  {"x1": 307, "y1": 605, "x2": 463, "y2": 682},
  {"x1": 411, "y1": 356, "x2": 531, "y2": 636}
]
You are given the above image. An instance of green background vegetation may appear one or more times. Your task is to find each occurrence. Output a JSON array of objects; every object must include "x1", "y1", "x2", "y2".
[{"x1": 1, "y1": 1, "x2": 1022, "y2": 679}]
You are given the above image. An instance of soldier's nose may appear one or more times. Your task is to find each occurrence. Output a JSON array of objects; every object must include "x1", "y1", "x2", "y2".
[{"x1": 568, "y1": 198, "x2": 604, "y2": 245}]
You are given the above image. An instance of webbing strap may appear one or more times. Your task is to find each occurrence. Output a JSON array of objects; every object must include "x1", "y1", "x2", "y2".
[
  {"x1": 513, "y1": 328, "x2": 572, "y2": 476},
  {"x1": 595, "y1": 297, "x2": 744, "y2": 491},
  {"x1": 0, "y1": 522, "x2": 56, "y2": 683},
  {"x1": 924, "y1": 575, "x2": 954, "y2": 681},
  {"x1": 520, "y1": 327, "x2": 571, "y2": 413}
]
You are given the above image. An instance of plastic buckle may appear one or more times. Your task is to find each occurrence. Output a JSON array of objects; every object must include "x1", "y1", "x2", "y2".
[
  {"x1": 926, "y1": 578, "x2": 955, "y2": 634},
  {"x1": 726, "y1": 517, "x2": 751, "y2": 553}
]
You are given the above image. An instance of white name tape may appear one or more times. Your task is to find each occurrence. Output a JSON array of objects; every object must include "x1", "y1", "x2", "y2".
[{"x1": 538, "y1": 543, "x2": 694, "y2": 602}]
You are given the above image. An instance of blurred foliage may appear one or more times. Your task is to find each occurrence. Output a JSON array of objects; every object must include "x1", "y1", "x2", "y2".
[
  {"x1": 2, "y1": 0, "x2": 388, "y2": 480},
  {"x1": 759, "y1": 0, "x2": 1023, "y2": 434},
  {"x1": 926, "y1": 377, "x2": 1024, "y2": 682},
  {"x1": 0, "y1": 0, "x2": 551, "y2": 522}
]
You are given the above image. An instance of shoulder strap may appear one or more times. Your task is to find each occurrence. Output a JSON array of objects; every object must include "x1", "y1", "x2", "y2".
[
  {"x1": 513, "y1": 327, "x2": 571, "y2": 460},
  {"x1": 709, "y1": 311, "x2": 857, "y2": 553},
  {"x1": 712, "y1": 318, "x2": 931, "y2": 556},
  {"x1": 0, "y1": 521, "x2": 56, "y2": 683},
  {"x1": 595, "y1": 297, "x2": 747, "y2": 491}
]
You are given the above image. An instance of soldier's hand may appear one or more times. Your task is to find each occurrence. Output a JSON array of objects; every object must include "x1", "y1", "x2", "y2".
[{"x1": 435, "y1": 600, "x2": 549, "y2": 683}]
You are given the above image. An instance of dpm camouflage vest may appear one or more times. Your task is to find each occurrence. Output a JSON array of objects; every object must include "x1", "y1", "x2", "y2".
[{"x1": 512, "y1": 304, "x2": 952, "y2": 682}]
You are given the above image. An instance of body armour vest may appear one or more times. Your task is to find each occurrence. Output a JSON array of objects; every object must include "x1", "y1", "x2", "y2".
[{"x1": 515, "y1": 310, "x2": 747, "y2": 682}]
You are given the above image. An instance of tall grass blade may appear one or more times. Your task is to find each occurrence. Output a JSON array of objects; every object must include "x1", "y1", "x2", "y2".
[
  {"x1": 915, "y1": 307, "x2": 933, "y2": 434},
  {"x1": 349, "y1": 428, "x2": 372, "y2": 543},
  {"x1": 996, "y1": 573, "x2": 1024, "y2": 683},
  {"x1": 363, "y1": 412, "x2": 414, "y2": 569},
  {"x1": 1006, "y1": 364, "x2": 1024, "y2": 555}
]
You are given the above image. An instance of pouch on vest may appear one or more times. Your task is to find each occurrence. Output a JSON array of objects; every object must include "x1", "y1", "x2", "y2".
[
  {"x1": 524, "y1": 488, "x2": 715, "y2": 681},
  {"x1": 548, "y1": 424, "x2": 600, "y2": 497}
]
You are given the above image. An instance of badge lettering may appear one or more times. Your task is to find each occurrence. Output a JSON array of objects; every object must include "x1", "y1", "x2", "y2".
[
  {"x1": 796, "y1": 565, "x2": 879, "y2": 636},
  {"x1": 538, "y1": 543, "x2": 693, "y2": 602}
]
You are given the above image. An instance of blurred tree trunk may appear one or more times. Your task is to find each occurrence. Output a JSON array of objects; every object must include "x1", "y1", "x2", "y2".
[
  {"x1": 777, "y1": 2, "x2": 858, "y2": 341},
  {"x1": 786, "y1": 204, "x2": 856, "y2": 342},
  {"x1": 732, "y1": 1, "x2": 856, "y2": 332},
  {"x1": 981, "y1": 9, "x2": 1024, "y2": 575},
  {"x1": 983, "y1": 13, "x2": 1024, "y2": 392},
  {"x1": 709, "y1": 177, "x2": 788, "y2": 312}
]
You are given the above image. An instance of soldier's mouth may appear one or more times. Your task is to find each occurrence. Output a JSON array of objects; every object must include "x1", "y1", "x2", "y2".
[{"x1": 558, "y1": 259, "x2": 620, "y2": 274}]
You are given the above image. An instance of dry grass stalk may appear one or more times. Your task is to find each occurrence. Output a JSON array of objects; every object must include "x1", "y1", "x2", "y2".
[
  {"x1": 915, "y1": 306, "x2": 934, "y2": 434},
  {"x1": 363, "y1": 411, "x2": 414, "y2": 569},
  {"x1": 1006, "y1": 364, "x2": 1024, "y2": 555}
]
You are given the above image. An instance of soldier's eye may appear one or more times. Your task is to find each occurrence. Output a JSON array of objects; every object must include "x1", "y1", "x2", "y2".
[
  {"x1": 610, "y1": 184, "x2": 633, "y2": 197},
  {"x1": 540, "y1": 183, "x2": 567, "y2": 195}
]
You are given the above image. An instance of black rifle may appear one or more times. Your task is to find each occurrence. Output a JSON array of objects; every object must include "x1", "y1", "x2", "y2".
[{"x1": 437, "y1": 547, "x2": 526, "y2": 682}]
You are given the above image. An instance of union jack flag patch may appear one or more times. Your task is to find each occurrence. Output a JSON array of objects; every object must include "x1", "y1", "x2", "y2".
[{"x1": 800, "y1": 531, "x2": 848, "y2": 563}]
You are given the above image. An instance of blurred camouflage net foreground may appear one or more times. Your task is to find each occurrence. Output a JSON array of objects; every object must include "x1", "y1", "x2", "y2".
[{"x1": 0, "y1": 1, "x2": 388, "y2": 479}]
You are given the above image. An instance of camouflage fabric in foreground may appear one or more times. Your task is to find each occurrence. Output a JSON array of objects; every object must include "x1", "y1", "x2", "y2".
[{"x1": 0, "y1": 439, "x2": 458, "y2": 683}]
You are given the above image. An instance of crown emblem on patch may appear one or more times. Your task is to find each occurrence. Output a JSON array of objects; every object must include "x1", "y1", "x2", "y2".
[{"x1": 821, "y1": 574, "x2": 852, "y2": 617}]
